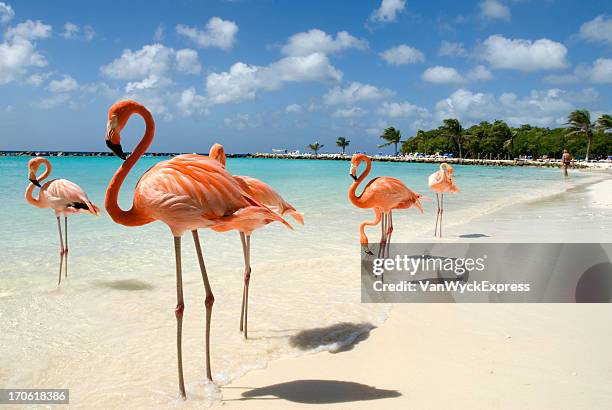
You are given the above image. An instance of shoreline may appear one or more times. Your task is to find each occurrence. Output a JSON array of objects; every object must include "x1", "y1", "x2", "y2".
[{"x1": 2, "y1": 150, "x2": 611, "y2": 170}]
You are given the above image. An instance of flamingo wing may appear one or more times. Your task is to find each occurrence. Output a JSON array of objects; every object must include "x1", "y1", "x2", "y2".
[
  {"x1": 44, "y1": 179, "x2": 99, "y2": 215},
  {"x1": 362, "y1": 177, "x2": 423, "y2": 212}
]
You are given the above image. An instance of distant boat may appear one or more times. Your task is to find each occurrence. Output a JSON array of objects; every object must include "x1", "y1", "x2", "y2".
[{"x1": 272, "y1": 149, "x2": 288, "y2": 154}]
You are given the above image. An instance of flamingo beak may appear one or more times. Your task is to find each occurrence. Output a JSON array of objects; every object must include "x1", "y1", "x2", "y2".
[
  {"x1": 29, "y1": 178, "x2": 41, "y2": 187},
  {"x1": 106, "y1": 138, "x2": 127, "y2": 160},
  {"x1": 350, "y1": 174, "x2": 357, "y2": 181},
  {"x1": 350, "y1": 164, "x2": 357, "y2": 180}
]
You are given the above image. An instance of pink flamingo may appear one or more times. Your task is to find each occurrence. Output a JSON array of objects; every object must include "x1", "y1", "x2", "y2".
[
  {"x1": 103, "y1": 100, "x2": 291, "y2": 398},
  {"x1": 428, "y1": 163, "x2": 459, "y2": 237},
  {"x1": 348, "y1": 154, "x2": 423, "y2": 257},
  {"x1": 25, "y1": 157, "x2": 100, "y2": 286},
  {"x1": 209, "y1": 143, "x2": 303, "y2": 338}
]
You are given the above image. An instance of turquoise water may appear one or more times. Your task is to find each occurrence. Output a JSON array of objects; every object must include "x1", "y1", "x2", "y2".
[{"x1": 0, "y1": 156, "x2": 605, "y2": 407}]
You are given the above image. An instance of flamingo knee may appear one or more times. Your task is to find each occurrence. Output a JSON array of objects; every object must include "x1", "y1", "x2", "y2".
[
  {"x1": 175, "y1": 303, "x2": 184, "y2": 320},
  {"x1": 205, "y1": 294, "x2": 215, "y2": 309}
]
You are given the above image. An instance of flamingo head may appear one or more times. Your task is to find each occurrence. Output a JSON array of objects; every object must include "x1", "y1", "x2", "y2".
[
  {"x1": 105, "y1": 102, "x2": 133, "y2": 160},
  {"x1": 28, "y1": 157, "x2": 47, "y2": 187},
  {"x1": 209, "y1": 143, "x2": 226, "y2": 167},
  {"x1": 349, "y1": 153, "x2": 368, "y2": 180}
]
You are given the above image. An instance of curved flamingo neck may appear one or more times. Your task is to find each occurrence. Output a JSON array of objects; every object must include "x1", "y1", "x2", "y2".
[
  {"x1": 25, "y1": 158, "x2": 51, "y2": 207},
  {"x1": 349, "y1": 156, "x2": 372, "y2": 208},
  {"x1": 105, "y1": 104, "x2": 155, "y2": 226}
]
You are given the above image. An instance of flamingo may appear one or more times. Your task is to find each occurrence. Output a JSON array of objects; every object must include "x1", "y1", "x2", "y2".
[
  {"x1": 428, "y1": 163, "x2": 459, "y2": 237},
  {"x1": 348, "y1": 154, "x2": 423, "y2": 257},
  {"x1": 25, "y1": 157, "x2": 100, "y2": 286},
  {"x1": 208, "y1": 143, "x2": 303, "y2": 338},
  {"x1": 103, "y1": 100, "x2": 291, "y2": 398}
]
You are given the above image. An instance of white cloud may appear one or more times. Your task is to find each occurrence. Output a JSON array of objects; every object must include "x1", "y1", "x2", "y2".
[
  {"x1": 60, "y1": 22, "x2": 95, "y2": 40},
  {"x1": 101, "y1": 44, "x2": 201, "y2": 94},
  {"x1": 47, "y1": 75, "x2": 78, "y2": 93},
  {"x1": 588, "y1": 58, "x2": 612, "y2": 83},
  {"x1": 32, "y1": 93, "x2": 70, "y2": 109},
  {"x1": 25, "y1": 72, "x2": 49, "y2": 87},
  {"x1": 154, "y1": 24, "x2": 164, "y2": 41},
  {"x1": 332, "y1": 107, "x2": 367, "y2": 118},
  {"x1": 5, "y1": 19, "x2": 51, "y2": 40},
  {"x1": 177, "y1": 87, "x2": 207, "y2": 116},
  {"x1": 176, "y1": 17, "x2": 238, "y2": 50},
  {"x1": 175, "y1": 49, "x2": 201, "y2": 74},
  {"x1": 368, "y1": 0, "x2": 406, "y2": 24},
  {"x1": 0, "y1": 2, "x2": 14, "y2": 24},
  {"x1": 480, "y1": 35, "x2": 567, "y2": 71},
  {"x1": 479, "y1": 0, "x2": 510, "y2": 21},
  {"x1": 324, "y1": 82, "x2": 394, "y2": 105},
  {"x1": 224, "y1": 113, "x2": 261, "y2": 130},
  {"x1": 380, "y1": 44, "x2": 424, "y2": 66},
  {"x1": 438, "y1": 41, "x2": 468, "y2": 57},
  {"x1": 281, "y1": 29, "x2": 367, "y2": 56},
  {"x1": 206, "y1": 53, "x2": 342, "y2": 105},
  {"x1": 578, "y1": 15, "x2": 612, "y2": 45},
  {"x1": 544, "y1": 58, "x2": 612, "y2": 84},
  {"x1": 422, "y1": 66, "x2": 465, "y2": 84},
  {"x1": 466, "y1": 65, "x2": 493, "y2": 81},
  {"x1": 285, "y1": 103, "x2": 302, "y2": 113},
  {"x1": 434, "y1": 88, "x2": 598, "y2": 127},
  {"x1": 0, "y1": 38, "x2": 47, "y2": 85},
  {"x1": 377, "y1": 101, "x2": 431, "y2": 119}
]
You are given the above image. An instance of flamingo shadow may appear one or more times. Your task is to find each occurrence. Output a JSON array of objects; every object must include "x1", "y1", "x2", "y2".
[
  {"x1": 458, "y1": 233, "x2": 490, "y2": 238},
  {"x1": 289, "y1": 322, "x2": 375, "y2": 353},
  {"x1": 96, "y1": 279, "x2": 154, "y2": 291},
  {"x1": 238, "y1": 380, "x2": 401, "y2": 404}
]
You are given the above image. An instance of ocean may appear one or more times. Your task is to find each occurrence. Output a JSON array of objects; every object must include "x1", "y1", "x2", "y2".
[{"x1": 0, "y1": 156, "x2": 607, "y2": 408}]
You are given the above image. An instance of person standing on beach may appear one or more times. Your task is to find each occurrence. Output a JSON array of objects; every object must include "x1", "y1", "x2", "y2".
[{"x1": 562, "y1": 150, "x2": 571, "y2": 177}]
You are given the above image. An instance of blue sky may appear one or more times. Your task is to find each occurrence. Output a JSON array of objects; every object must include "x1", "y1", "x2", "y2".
[{"x1": 0, "y1": 0, "x2": 611, "y2": 153}]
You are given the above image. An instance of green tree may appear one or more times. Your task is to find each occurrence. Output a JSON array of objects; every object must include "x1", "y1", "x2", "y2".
[
  {"x1": 308, "y1": 141, "x2": 324, "y2": 155},
  {"x1": 440, "y1": 118, "x2": 464, "y2": 158},
  {"x1": 379, "y1": 127, "x2": 403, "y2": 155},
  {"x1": 336, "y1": 137, "x2": 350, "y2": 155},
  {"x1": 597, "y1": 114, "x2": 612, "y2": 133},
  {"x1": 566, "y1": 109, "x2": 595, "y2": 161}
]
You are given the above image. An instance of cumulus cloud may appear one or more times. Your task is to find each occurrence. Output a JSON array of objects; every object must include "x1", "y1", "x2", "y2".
[
  {"x1": 47, "y1": 75, "x2": 78, "y2": 93},
  {"x1": 578, "y1": 15, "x2": 612, "y2": 45},
  {"x1": 224, "y1": 113, "x2": 262, "y2": 129},
  {"x1": 176, "y1": 87, "x2": 208, "y2": 116},
  {"x1": 479, "y1": 35, "x2": 567, "y2": 71},
  {"x1": 466, "y1": 65, "x2": 493, "y2": 81},
  {"x1": 206, "y1": 53, "x2": 342, "y2": 105},
  {"x1": 434, "y1": 88, "x2": 598, "y2": 127},
  {"x1": 377, "y1": 101, "x2": 431, "y2": 119},
  {"x1": 587, "y1": 58, "x2": 612, "y2": 83},
  {"x1": 32, "y1": 93, "x2": 70, "y2": 109},
  {"x1": 154, "y1": 24, "x2": 164, "y2": 41},
  {"x1": 176, "y1": 17, "x2": 238, "y2": 50},
  {"x1": 438, "y1": 41, "x2": 468, "y2": 57},
  {"x1": 0, "y1": 2, "x2": 14, "y2": 24},
  {"x1": 479, "y1": 0, "x2": 510, "y2": 21},
  {"x1": 25, "y1": 72, "x2": 49, "y2": 87},
  {"x1": 60, "y1": 22, "x2": 95, "y2": 40},
  {"x1": 380, "y1": 44, "x2": 424, "y2": 66},
  {"x1": 368, "y1": 0, "x2": 406, "y2": 24},
  {"x1": 285, "y1": 103, "x2": 302, "y2": 113},
  {"x1": 544, "y1": 58, "x2": 612, "y2": 84},
  {"x1": 0, "y1": 25, "x2": 49, "y2": 85},
  {"x1": 422, "y1": 66, "x2": 465, "y2": 84},
  {"x1": 175, "y1": 49, "x2": 201, "y2": 74},
  {"x1": 281, "y1": 29, "x2": 367, "y2": 56},
  {"x1": 5, "y1": 19, "x2": 51, "y2": 40},
  {"x1": 324, "y1": 82, "x2": 394, "y2": 105},
  {"x1": 332, "y1": 107, "x2": 367, "y2": 118}
]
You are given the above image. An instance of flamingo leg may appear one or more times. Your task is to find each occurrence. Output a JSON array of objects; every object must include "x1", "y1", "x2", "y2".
[
  {"x1": 243, "y1": 234, "x2": 252, "y2": 339},
  {"x1": 239, "y1": 232, "x2": 247, "y2": 332},
  {"x1": 378, "y1": 212, "x2": 387, "y2": 259},
  {"x1": 440, "y1": 194, "x2": 444, "y2": 238},
  {"x1": 173, "y1": 236, "x2": 186, "y2": 399},
  {"x1": 191, "y1": 230, "x2": 214, "y2": 382},
  {"x1": 434, "y1": 193, "x2": 440, "y2": 237},
  {"x1": 64, "y1": 216, "x2": 68, "y2": 278},
  {"x1": 386, "y1": 211, "x2": 394, "y2": 258},
  {"x1": 56, "y1": 216, "x2": 64, "y2": 287}
]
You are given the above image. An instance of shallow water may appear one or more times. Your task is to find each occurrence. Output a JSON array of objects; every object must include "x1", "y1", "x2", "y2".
[{"x1": 0, "y1": 157, "x2": 605, "y2": 408}]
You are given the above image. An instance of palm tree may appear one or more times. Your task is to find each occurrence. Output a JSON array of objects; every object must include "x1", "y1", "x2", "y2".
[
  {"x1": 379, "y1": 127, "x2": 403, "y2": 155},
  {"x1": 503, "y1": 130, "x2": 517, "y2": 159},
  {"x1": 596, "y1": 114, "x2": 612, "y2": 133},
  {"x1": 308, "y1": 141, "x2": 324, "y2": 155},
  {"x1": 440, "y1": 118, "x2": 464, "y2": 158},
  {"x1": 566, "y1": 109, "x2": 595, "y2": 161},
  {"x1": 336, "y1": 137, "x2": 350, "y2": 155}
]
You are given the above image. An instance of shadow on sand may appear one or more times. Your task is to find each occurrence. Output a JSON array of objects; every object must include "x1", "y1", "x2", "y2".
[
  {"x1": 238, "y1": 379, "x2": 401, "y2": 404},
  {"x1": 458, "y1": 233, "x2": 490, "y2": 238},
  {"x1": 289, "y1": 322, "x2": 375, "y2": 353},
  {"x1": 96, "y1": 279, "x2": 154, "y2": 291}
]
